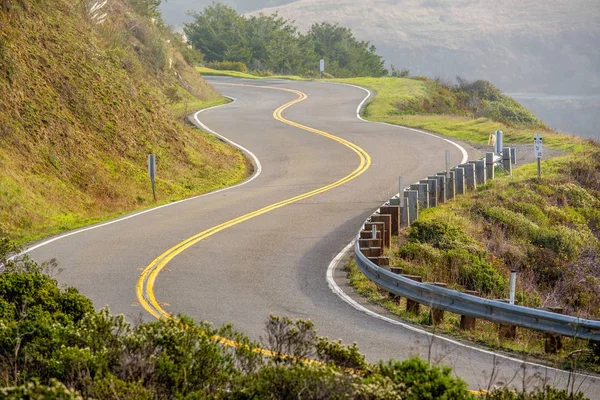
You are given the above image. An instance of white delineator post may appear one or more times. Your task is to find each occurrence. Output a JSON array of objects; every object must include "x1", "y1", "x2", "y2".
[
  {"x1": 534, "y1": 133, "x2": 543, "y2": 179},
  {"x1": 509, "y1": 270, "x2": 517, "y2": 305}
]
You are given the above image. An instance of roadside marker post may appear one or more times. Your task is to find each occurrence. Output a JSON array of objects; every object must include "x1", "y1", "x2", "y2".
[
  {"x1": 509, "y1": 270, "x2": 517, "y2": 305},
  {"x1": 148, "y1": 153, "x2": 156, "y2": 201},
  {"x1": 319, "y1": 59, "x2": 325, "y2": 78},
  {"x1": 534, "y1": 134, "x2": 543, "y2": 178}
]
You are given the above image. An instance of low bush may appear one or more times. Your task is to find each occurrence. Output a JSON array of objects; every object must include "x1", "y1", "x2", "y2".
[
  {"x1": 376, "y1": 357, "x2": 474, "y2": 400},
  {"x1": 206, "y1": 60, "x2": 248, "y2": 73},
  {"x1": 445, "y1": 248, "x2": 506, "y2": 295},
  {"x1": 485, "y1": 386, "x2": 588, "y2": 400},
  {"x1": 407, "y1": 220, "x2": 473, "y2": 251}
]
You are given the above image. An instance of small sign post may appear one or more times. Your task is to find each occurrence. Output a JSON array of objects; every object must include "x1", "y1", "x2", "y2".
[
  {"x1": 534, "y1": 134, "x2": 543, "y2": 178},
  {"x1": 319, "y1": 59, "x2": 325, "y2": 78},
  {"x1": 148, "y1": 154, "x2": 156, "y2": 201}
]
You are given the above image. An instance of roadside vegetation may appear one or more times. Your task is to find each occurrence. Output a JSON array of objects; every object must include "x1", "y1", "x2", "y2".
[
  {"x1": 184, "y1": 3, "x2": 388, "y2": 78},
  {"x1": 0, "y1": 0, "x2": 250, "y2": 243},
  {"x1": 0, "y1": 237, "x2": 591, "y2": 399}
]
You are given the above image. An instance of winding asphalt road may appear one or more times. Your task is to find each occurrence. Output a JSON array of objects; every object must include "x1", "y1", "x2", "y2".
[{"x1": 27, "y1": 77, "x2": 599, "y2": 397}]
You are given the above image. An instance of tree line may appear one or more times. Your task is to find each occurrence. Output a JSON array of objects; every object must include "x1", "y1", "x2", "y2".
[{"x1": 183, "y1": 2, "x2": 389, "y2": 78}]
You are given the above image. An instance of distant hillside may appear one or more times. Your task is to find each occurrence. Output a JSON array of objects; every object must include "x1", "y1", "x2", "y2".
[
  {"x1": 159, "y1": 0, "x2": 296, "y2": 27},
  {"x1": 0, "y1": 0, "x2": 249, "y2": 241},
  {"x1": 254, "y1": 0, "x2": 600, "y2": 95}
]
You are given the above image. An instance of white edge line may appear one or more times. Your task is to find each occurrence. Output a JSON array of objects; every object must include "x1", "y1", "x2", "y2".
[
  {"x1": 325, "y1": 82, "x2": 593, "y2": 382},
  {"x1": 16, "y1": 97, "x2": 262, "y2": 258},
  {"x1": 329, "y1": 82, "x2": 468, "y2": 164}
]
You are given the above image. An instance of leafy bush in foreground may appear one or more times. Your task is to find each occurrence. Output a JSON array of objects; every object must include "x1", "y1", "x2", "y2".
[{"x1": 0, "y1": 238, "x2": 590, "y2": 399}]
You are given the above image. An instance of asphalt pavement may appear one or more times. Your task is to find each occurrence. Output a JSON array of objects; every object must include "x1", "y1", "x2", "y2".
[{"x1": 27, "y1": 77, "x2": 599, "y2": 397}]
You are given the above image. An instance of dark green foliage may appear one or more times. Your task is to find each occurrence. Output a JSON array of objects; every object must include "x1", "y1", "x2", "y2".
[
  {"x1": 400, "y1": 220, "x2": 505, "y2": 294},
  {"x1": 408, "y1": 220, "x2": 473, "y2": 251},
  {"x1": 207, "y1": 60, "x2": 249, "y2": 72},
  {"x1": 184, "y1": 3, "x2": 386, "y2": 77},
  {"x1": 308, "y1": 22, "x2": 387, "y2": 77},
  {"x1": 376, "y1": 357, "x2": 474, "y2": 400},
  {"x1": 0, "y1": 379, "x2": 84, "y2": 399},
  {"x1": 444, "y1": 249, "x2": 506, "y2": 295},
  {"x1": 228, "y1": 365, "x2": 358, "y2": 400},
  {"x1": 485, "y1": 386, "x2": 588, "y2": 400},
  {"x1": 393, "y1": 76, "x2": 542, "y2": 126},
  {"x1": 0, "y1": 236, "x2": 586, "y2": 398},
  {"x1": 316, "y1": 338, "x2": 367, "y2": 370}
]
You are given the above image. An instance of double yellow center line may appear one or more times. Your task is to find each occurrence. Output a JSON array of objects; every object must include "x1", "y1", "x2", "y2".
[{"x1": 136, "y1": 83, "x2": 371, "y2": 320}]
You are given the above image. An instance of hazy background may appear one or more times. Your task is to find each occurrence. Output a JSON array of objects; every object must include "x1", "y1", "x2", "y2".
[{"x1": 160, "y1": 0, "x2": 600, "y2": 139}]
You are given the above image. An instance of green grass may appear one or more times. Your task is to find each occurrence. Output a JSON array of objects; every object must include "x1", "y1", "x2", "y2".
[
  {"x1": 197, "y1": 67, "x2": 308, "y2": 81},
  {"x1": 168, "y1": 97, "x2": 229, "y2": 119},
  {"x1": 334, "y1": 77, "x2": 590, "y2": 151}
]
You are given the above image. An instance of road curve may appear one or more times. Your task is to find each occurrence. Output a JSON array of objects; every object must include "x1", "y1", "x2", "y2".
[{"x1": 27, "y1": 77, "x2": 599, "y2": 397}]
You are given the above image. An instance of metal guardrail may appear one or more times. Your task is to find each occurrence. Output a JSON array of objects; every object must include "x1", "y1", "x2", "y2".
[{"x1": 354, "y1": 217, "x2": 600, "y2": 341}]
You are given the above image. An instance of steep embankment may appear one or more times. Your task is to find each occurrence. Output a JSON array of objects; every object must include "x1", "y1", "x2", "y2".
[{"x1": 0, "y1": 0, "x2": 250, "y2": 242}]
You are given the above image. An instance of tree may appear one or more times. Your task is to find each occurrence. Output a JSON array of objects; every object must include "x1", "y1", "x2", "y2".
[{"x1": 184, "y1": 3, "x2": 250, "y2": 64}]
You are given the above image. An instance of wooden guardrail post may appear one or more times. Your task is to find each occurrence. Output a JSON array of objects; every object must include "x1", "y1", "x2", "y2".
[
  {"x1": 446, "y1": 170, "x2": 456, "y2": 200},
  {"x1": 380, "y1": 205, "x2": 400, "y2": 235},
  {"x1": 410, "y1": 183, "x2": 429, "y2": 210},
  {"x1": 403, "y1": 275, "x2": 422, "y2": 314},
  {"x1": 485, "y1": 152, "x2": 495, "y2": 181},
  {"x1": 453, "y1": 167, "x2": 465, "y2": 195},
  {"x1": 420, "y1": 178, "x2": 438, "y2": 208},
  {"x1": 460, "y1": 290, "x2": 480, "y2": 330},
  {"x1": 544, "y1": 307, "x2": 564, "y2": 354},
  {"x1": 430, "y1": 174, "x2": 446, "y2": 204},
  {"x1": 496, "y1": 299, "x2": 517, "y2": 339},
  {"x1": 404, "y1": 190, "x2": 419, "y2": 224},
  {"x1": 502, "y1": 147, "x2": 512, "y2": 175},
  {"x1": 371, "y1": 214, "x2": 392, "y2": 250},
  {"x1": 459, "y1": 163, "x2": 476, "y2": 191},
  {"x1": 473, "y1": 160, "x2": 486, "y2": 185},
  {"x1": 429, "y1": 282, "x2": 448, "y2": 325}
]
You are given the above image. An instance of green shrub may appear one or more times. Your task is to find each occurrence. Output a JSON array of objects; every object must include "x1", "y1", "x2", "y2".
[
  {"x1": 0, "y1": 379, "x2": 84, "y2": 400},
  {"x1": 485, "y1": 386, "x2": 588, "y2": 400},
  {"x1": 316, "y1": 338, "x2": 367, "y2": 370},
  {"x1": 481, "y1": 206, "x2": 537, "y2": 239},
  {"x1": 445, "y1": 249, "x2": 506, "y2": 295},
  {"x1": 398, "y1": 242, "x2": 443, "y2": 265},
  {"x1": 530, "y1": 226, "x2": 583, "y2": 260},
  {"x1": 206, "y1": 60, "x2": 248, "y2": 73},
  {"x1": 228, "y1": 364, "x2": 359, "y2": 399},
  {"x1": 376, "y1": 357, "x2": 474, "y2": 400},
  {"x1": 505, "y1": 202, "x2": 549, "y2": 227},
  {"x1": 557, "y1": 183, "x2": 600, "y2": 208},
  {"x1": 407, "y1": 220, "x2": 473, "y2": 251}
]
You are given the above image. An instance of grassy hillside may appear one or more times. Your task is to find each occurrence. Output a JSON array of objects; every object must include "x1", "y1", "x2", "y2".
[
  {"x1": 334, "y1": 76, "x2": 589, "y2": 151},
  {"x1": 0, "y1": 0, "x2": 250, "y2": 243}
]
